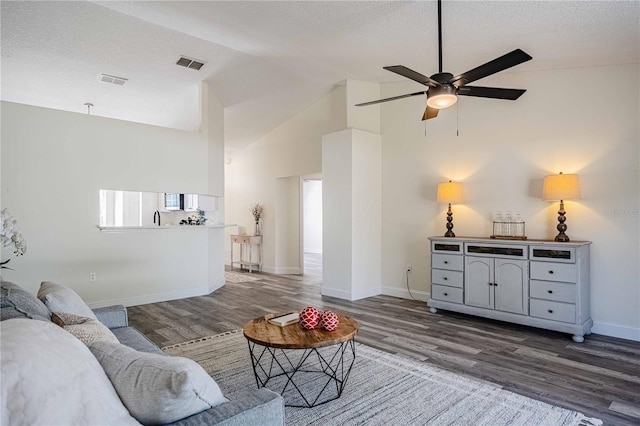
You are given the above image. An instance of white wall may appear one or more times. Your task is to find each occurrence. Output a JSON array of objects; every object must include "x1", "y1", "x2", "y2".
[
  {"x1": 380, "y1": 63, "x2": 639, "y2": 340},
  {"x1": 224, "y1": 84, "x2": 347, "y2": 271},
  {"x1": 1, "y1": 95, "x2": 226, "y2": 307},
  {"x1": 303, "y1": 180, "x2": 323, "y2": 254},
  {"x1": 274, "y1": 176, "x2": 301, "y2": 274}
]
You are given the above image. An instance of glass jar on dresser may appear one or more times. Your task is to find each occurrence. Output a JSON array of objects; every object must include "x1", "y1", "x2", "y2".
[{"x1": 428, "y1": 237, "x2": 592, "y2": 342}]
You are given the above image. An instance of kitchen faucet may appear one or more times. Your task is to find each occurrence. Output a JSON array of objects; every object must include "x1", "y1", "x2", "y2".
[{"x1": 153, "y1": 210, "x2": 161, "y2": 226}]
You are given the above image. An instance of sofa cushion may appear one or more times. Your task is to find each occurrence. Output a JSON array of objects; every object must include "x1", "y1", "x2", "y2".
[
  {"x1": 111, "y1": 326, "x2": 167, "y2": 356},
  {"x1": 90, "y1": 341, "x2": 228, "y2": 425},
  {"x1": 38, "y1": 281, "x2": 97, "y2": 320},
  {"x1": 0, "y1": 280, "x2": 50, "y2": 322},
  {"x1": 52, "y1": 312, "x2": 120, "y2": 345},
  {"x1": 1, "y1": 319, "x2": 139, "y2": 426}
]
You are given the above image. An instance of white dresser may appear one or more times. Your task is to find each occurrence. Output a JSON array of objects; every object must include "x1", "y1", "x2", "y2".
[{"x1": 428, "y1": 237, "x2": 592, "y2": 342}]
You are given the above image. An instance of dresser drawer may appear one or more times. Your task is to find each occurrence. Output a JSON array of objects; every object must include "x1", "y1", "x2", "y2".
[
  {"x1": 431, "y1": 285, "x2": 463, "y2": 304},
  {"x1": 530, "y1": 299, "x2": 576, "y2": 324},
  {"x1": 530, "y1": 262, "x2": 577, "y2": 283},
  {"x1": 530, "y1": 246, "x2": 576, "y2": 264},
  {"x1": 432, "y1": 270, "x2": 463, "y2": 288},
  {"x1": 432, "y1": 254, "x2": 463, "y2": 271},
  {"x1": 530, "y1": 280, "x2": 576, "y2": 303}
]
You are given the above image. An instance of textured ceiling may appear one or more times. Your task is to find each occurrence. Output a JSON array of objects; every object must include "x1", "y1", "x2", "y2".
[{"x1": 1, "y1": 1, "x2": 638, "y2": 148}]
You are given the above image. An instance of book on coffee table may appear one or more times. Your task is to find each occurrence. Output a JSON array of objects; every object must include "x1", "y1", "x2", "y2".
[{"x1": 266, "y1": 312, "x2": 300, "y2": 327}]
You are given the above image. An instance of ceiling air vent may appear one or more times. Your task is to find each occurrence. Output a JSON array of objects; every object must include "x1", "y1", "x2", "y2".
[
  {"x1": 176, "y1": 56, "x2": 205, "y2": 71},
  {"x1": 98, "y1": 74, "x2": 128, "y2": 86}
]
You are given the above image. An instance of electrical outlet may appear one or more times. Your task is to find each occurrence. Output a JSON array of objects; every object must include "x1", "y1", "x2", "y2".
[
  {"x1": 406, "y1": 265, "x2": 412, "y2": 273},
  {"x1": 89, "y1": 272, "x2": 97, "y2": 282}
]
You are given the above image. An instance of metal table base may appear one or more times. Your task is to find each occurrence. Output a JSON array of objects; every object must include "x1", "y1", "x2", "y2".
[{"x1": 247, "y1": 338, "x2": 356, "y2": 408}]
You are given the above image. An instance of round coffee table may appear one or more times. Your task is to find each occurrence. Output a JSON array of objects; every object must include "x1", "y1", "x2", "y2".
[{"x1": 243, "y1": 313, "x2": 358, "y2": 407}]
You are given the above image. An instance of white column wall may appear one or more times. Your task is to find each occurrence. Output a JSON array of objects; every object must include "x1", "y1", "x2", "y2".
[
  {"x1": 351, "y1": 129, "x2": 382, "y2": 299},
  {"x1": 322, "y1": 128, "x2": 382, "y2": 300},
  {"x1": 322, "y1": 129, "x2": 353, "y2": 299},
  {"x1": 202, "y1": 83, "x2": 226, "y2": 292}
]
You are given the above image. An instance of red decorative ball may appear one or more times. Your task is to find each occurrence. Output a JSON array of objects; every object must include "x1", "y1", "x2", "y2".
[
  {"x1": 321, "y1": 310, "x2": 339, "y2": 331},
  {"x1": 300, "y1": 306, "x2": 320, "y2": 329}
]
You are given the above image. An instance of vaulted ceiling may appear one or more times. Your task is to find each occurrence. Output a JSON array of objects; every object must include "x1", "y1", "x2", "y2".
[{"x1": 1, "y1": 1, "x2": 638, "y2": 148}]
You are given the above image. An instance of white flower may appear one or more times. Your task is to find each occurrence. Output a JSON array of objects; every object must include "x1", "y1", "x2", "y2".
[
  {"x1": 250, "y1": 203, "x2": 264, "y2": 222},
  {"x1": 1, "y1": 209, "x2": 27, "y2": 257}
]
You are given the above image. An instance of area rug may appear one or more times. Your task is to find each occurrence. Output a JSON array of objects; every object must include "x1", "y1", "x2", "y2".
[
  {"x1": 225, "y1": 271, "x2": 261, "y2": 283},
  {"x1": 164, "y1": 331, "x2": 602, "y2": 426}
]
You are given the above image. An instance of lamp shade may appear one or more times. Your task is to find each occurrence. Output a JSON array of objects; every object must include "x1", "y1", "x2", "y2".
[
  {"x1": 437, "y1": 181, "x2": 464, "y2": 204},
  {"x1": 542, "y1": 173, "x2": 581, "y2": 201}
]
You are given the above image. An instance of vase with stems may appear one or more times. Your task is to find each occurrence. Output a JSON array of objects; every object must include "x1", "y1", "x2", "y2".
[{"x1": 250, "y1": 203, "x2": 264, "y2": 236}]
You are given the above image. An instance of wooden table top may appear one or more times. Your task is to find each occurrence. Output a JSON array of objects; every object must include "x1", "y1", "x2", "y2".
[{"x1": 243, "y1": 313, "x2": 358, "y2": 349}]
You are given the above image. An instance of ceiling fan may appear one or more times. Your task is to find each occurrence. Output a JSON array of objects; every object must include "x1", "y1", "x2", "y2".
[{"x1": 356, "y1": 0, "x2": 532, "y2": 120}]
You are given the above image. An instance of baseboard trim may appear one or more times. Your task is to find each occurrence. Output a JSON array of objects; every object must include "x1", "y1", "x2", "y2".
[
  {"x1": 262, "y1": 266, "x2": 301, "y2": 275},
  {"x1": 592, "y1": 321, "x2": 640, "y2": 342},
  {"x1": 87, "y1": 286, "x2": 211, "y2": 309},
  {"x1": 382, "y1": 286, "x2": 430, "y2": 302},
  {"x1": 208, "y1": 276, "x2": 225, "y2": 294},
  {"x1": 321, "y1": 286, "x2": 381, "y2": 301}
]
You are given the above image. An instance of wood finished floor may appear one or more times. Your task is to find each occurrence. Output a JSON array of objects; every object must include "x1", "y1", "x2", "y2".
[{"x1": 128, "y1": 267, "x2": 640, "y2": 425}]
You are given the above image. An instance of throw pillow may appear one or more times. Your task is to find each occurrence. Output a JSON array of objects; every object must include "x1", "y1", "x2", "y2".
[
  {"x1": 37, "y1": 281, "x2": 97, "y2": 320},
  {"x1": 1, "y1": 319, "x2": 139, "y2": 426},
  {"x1": 89, "y1": 341, "x2": 228, "y2": 425},
  {"x1": 0, "y1": 280, "x2": 51, "y2": 322},
  {"x1": 51, "y1": 312, "x2": 119, "y2": 346}
]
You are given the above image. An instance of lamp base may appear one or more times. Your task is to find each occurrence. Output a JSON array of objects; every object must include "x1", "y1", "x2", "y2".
[
  {"x1": 554, "y1": 200, "x2": 570, "y2": 242},
  {"x1": 444, "y1": 204, "x2": 455, "y2": 238}
]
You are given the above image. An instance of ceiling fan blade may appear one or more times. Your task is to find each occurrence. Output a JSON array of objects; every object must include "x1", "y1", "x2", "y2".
[
  {"x1": 355, "y1": 91, "x2": 427, "y2": 107},
  {"x1": 384, "y1": 66, "x2": 442, "y2": 87},
  {"x1": 458, "y1": 86, "x2": 526, "y2": 100},
  {"x1": 449, "y1": 49, "x2": 532, "y2": 88},
  {"x1": 422, "y1": 106, "x2": 439, "y2": 121}
]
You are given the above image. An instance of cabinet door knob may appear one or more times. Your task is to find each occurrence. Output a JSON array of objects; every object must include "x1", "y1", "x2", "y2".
[
  {"x1": 548, "y1": 270, "x2": 554, "y2": 274},
  {"x1": 443, "y1": 277, "x2": 448, "y2": 280},
  {"x1": 444, "y1": 292, "x2": 448, "y2": 296},
  {"x1": 444, "y1": 261, "x2": 449, "y2": 264},
  {"x1": 548, "y1": 290, "x2": 553, "y2": 294},
  {"x1": 548, "y1": 309, "x2": 554, "y2": 314},
  {"x1": 494, "y1": 283, "x2": 498, "y2": 287}
]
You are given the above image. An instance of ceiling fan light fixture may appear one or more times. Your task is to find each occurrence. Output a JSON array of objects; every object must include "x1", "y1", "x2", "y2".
[{"x1": 427, "y1": 85, "x2": 458, "y2": 109}]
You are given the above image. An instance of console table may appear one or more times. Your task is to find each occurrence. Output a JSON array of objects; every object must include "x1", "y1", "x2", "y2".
[
  {"x1": 428, "y1": 237, "x2": 592, "y2": 342},
  {"x1": 230, "y1": 235, "x2": 262, "y2": 272}
]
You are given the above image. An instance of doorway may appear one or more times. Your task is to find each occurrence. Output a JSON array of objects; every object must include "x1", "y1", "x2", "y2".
[{"x1": 303, "y1": 178, "x2": 323, "y2": 282}]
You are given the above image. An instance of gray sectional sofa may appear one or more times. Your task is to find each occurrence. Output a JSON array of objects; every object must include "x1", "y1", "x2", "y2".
[{"x1": 0, "y1": 280, "x2": 284, "y2": 425}]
